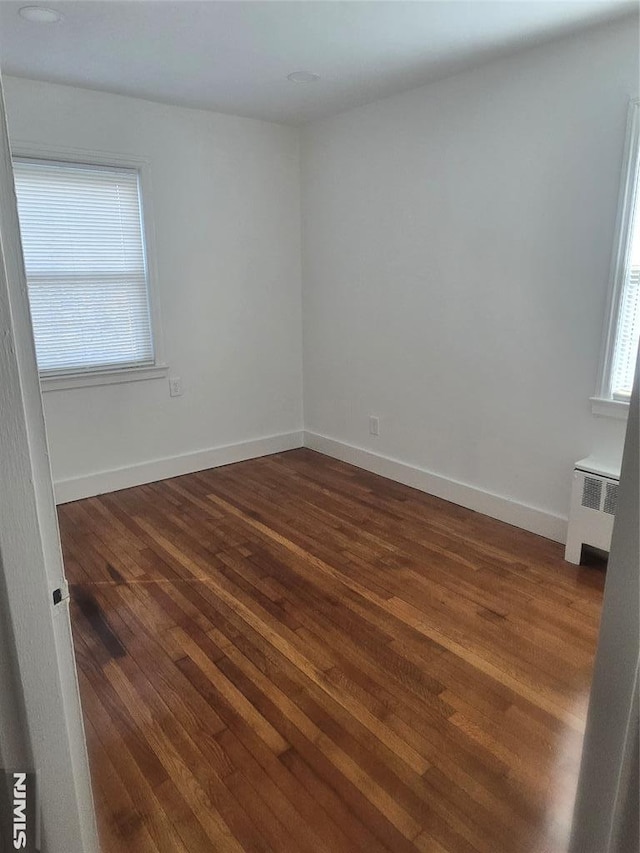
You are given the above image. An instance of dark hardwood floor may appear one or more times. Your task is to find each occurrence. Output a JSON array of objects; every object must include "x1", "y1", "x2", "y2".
[{"x1": 59, "y1": 448, "x2": 605, "y2": 853}]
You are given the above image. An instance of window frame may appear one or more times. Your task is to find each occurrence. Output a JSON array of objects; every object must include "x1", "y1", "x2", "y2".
[
  {"x1": 592, "y1": 97, "x2": 640, "y2": 420},
  {"x1": 11, "y1": 141, "x2": 167, "y2": 391}
]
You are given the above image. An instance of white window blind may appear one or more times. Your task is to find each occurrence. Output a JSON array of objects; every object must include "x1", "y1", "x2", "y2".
[
  {"x1": 610, "y1": 189, "x2": 640, "y2": 400},
  {"x1": 13, "y1": 158, "x2": 154, "y2": 375}
]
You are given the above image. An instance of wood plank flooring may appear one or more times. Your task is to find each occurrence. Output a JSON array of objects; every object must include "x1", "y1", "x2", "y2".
[{"x1": 59, "y1": 449, "x2": 605, "y2": 853}]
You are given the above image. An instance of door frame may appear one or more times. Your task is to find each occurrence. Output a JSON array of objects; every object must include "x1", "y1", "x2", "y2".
[
  {"x1": 0, "y1": 71, "x2": 99, "y2": 852},
  {"x1": 570, "y1": 358, "x2": 640, "y2": 853}
]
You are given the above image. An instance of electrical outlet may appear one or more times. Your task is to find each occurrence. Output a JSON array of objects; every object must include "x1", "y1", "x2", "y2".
[
  {"x1": 369, "y1": 415, "x2": 379, "y2": 436},
  {"x1": 169, "y1": 376, "x2": 183, "y2": 397}
]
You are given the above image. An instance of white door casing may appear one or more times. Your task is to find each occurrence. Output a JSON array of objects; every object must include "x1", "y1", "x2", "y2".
[
  {"x1": 570, "y1": 351, "x2": 640, "y2": 852},
  {"x1": 0, "y1": 70, "x2": 99, "y2": 852}
]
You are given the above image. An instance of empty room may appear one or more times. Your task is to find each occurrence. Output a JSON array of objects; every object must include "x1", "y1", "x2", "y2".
[{"x1": 0, "y1": 2, "x2": 638, "y2": 852}]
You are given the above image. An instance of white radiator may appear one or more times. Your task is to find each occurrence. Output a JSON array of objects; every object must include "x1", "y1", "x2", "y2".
[{"x1": 565, "y1": 457, "x2": 621, "y2": 564}]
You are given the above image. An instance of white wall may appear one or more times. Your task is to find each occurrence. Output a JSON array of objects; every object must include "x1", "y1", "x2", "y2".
[
  {"x1": 3, "y1": 77, "x2": 303, "y2": 496},
  {"x1": 301, "y1": 18, "x2": 637, "y2": 536},
  {"x1": 4, "y1": 19, "x2": 637, "y2": 533}
]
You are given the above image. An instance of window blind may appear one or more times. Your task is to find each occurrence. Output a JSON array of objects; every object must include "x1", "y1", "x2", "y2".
[
  {"x1": 13, "y1": 158, "x2": 154, "y2": 375},
  {"x1": 611, "y1": 183, "x2": 640, "y2": 400}
]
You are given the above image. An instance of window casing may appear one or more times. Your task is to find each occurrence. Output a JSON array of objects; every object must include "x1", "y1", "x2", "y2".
[
  {"x1": 594, "y1": 98, "x2": 640, "y2": 416},
  {"x1": 13, "y1": 156, "x2": 160, "y2": 381}
]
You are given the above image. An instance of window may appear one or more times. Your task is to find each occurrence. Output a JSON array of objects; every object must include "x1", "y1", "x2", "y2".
[
  {"x1": 611, "y1": 208, "x2": 639, "y2": 399},
  {"x1": 13, "y1": 157, "x2": 157, "y2": 379},
  {"x1": 595, "y1": 99, "x2": 640, "y2": 415}
]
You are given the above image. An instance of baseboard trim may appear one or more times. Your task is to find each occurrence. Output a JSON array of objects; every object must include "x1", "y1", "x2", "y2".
[
  {"x1": 55, "y1": 428, "x2": 567, "y2": 542},
  {"x1": 54, "y1": 431, "x2": 304, "y2": 504},
  {"x1": 303, "y1": 431, "x2": 567, "y2": 543}
]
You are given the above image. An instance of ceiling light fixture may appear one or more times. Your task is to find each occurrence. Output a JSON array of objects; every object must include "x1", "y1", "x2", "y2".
[
  {"x1": 18, "y1": 6, "x2": 62, "y2": 23},
  {"x1": 287, "y1": 71, "x2": 320, "y2": 84}
]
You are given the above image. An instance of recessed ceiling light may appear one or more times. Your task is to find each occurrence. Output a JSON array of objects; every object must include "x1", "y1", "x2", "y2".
[
  {"x1": 18, "y1": 6, "x2": 62, "y2": 23},
  {"x1": 287, "y1": 71, "x2": 320, "y2": 84}
]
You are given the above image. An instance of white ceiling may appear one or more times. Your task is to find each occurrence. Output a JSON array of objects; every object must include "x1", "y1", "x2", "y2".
[{"x1": 0, "y1": 0, "x2": 636, "y2": 125}]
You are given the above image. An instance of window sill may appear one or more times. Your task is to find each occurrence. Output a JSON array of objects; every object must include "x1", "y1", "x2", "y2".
[
  {"x1": 590, "y1": 396, "x2": 630, "y2": 420},
  {"x1": 40, "y1": 364, "x2": 169, "y2": 392}
]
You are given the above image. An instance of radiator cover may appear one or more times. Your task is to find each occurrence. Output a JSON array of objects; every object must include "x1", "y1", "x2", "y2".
[{"x1": 565, "y1": 457, "x2": 621, "y2": 564}]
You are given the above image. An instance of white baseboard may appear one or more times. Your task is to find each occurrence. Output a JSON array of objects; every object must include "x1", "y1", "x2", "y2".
[
  {"x1": 55, "y1": 428, "x2": 567, "y2": 543},
  {"x1": 54, "y1": 431, "x2": 304, "y2": 504},
  {"x1": 303, "y1": 431, "x2": 567, "y2": 543}
]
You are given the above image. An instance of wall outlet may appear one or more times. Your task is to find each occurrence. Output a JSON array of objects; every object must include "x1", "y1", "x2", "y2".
[
  {"x1": 369, "y1": 415, "x2": 379, "y2": 436},
  {"x1": 169, "y1": 376, "x2": 183, "y2": 397}
]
